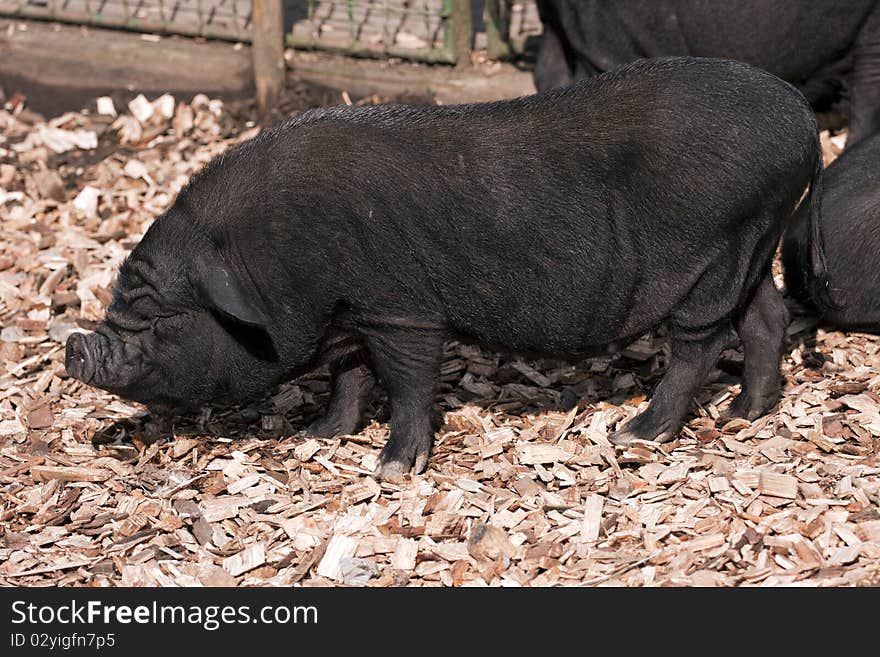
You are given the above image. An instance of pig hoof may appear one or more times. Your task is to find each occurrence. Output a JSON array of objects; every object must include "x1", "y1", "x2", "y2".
[
  {"x1": 374, "y1": 440, "x2": 431, "y2": 480},
  {"x1": 726, "y1": 395, "x2": 771, "y2": 421},
  {"x1": 609, "y1": 428, "x2": 673, "y2": 447},
  {"x1": 413, "y1": 451, "x2": 429, "y2": 473},
  {"x1": 609, "y1": 414, "x2": 674, "y2": 447},
  {"x1": 375, "y1": 459, "x2": 409, "y2": 482},
  {"x1": 306, "y1": 415, "x2": 360, "y2": 439},
  {"x1": 608, "y1": 429, "x2": 635, "y2": 447}
]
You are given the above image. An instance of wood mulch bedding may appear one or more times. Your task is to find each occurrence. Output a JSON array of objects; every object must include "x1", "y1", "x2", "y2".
[{"x1": 1, "y1": 91, "x2": 878, "y2": 588}]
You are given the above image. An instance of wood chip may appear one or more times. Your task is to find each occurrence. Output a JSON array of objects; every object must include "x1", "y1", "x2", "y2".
[
  {"x1": 581, "y1": 494, "x2": 604, "y2": 543},
  {"x1": 317, "y1": 535, "x2": 359, "y2": 582},
  {"x1": 468, "y1": 523, "x2": 516, "y2": 564},
  {"x1": 199, "y1": 564, "x2": 238, "y2": 587},
  {"x1": 391, "y1": 539, "x2": 419, "y2": 571},
  {"x1": 295, "y1": 439, "x2": 322, "y2": 461},
  {"x1": 30, "y1": 465, "x2": 111, "y2": 482},
  {"x1": 199, "y1": 496, "x2": 248, "y2": 522},
  {"x1": 27, "y1": 403, "x2": 54, "y2": 429},
  {"x1": 515, "y1": 442, "x2": 572, "y2": 465},
  {"x1": 708, "y1": 476, "x2": 731, "y2": 493},
  {"x1": 758, "y1": 472, "x2": 799, "y2": 500},
  {"x1": 222, "y1": 544, "x2": 266, "y2": 577},
  {"x1": 96, "y1": 96, "x2": 117, "y2": 117},
  {"x1": 128, "y1": 94, "x2": 154, "y2": 123}
]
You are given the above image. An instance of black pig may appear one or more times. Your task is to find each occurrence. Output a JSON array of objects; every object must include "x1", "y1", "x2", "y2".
[
  {"x1": 66, "y1": 57, "x2": 829, "y2": 478},
  {"x1": 782, "y1": 132, "x2": 880, "y2": 330},
  {"x1": 535, "y1": 0, "x2": 880, "y2": 145}
]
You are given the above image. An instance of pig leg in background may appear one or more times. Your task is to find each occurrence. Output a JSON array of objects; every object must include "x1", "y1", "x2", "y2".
[
  {"x1": 363, "y1": 327, "x2": 444, "y2": 479},
  {"x1": 534, "y1": 20, "x2": 574, "y2": 93},
  {"x1": 847, "y1": 12, "x2": 880, "y2": 146},
  {"x1": 307, "y1": 350, "x2": 375, "y2": 438},
  {"x1": 609, "y1": 324, "x2": 729, "y2": 447},
  {"x1": 727, "y1": 274, "x2": 789, "y2": 420}
]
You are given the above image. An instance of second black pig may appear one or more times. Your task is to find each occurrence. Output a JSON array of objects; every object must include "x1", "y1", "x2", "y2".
[
  {"x1": 65, "y1": 57, "x2": 828, "y2": 478},
  {"x1": 534, "y1": 0, "x2": 880, "y2": 145},
  {"x1": 783, "y1": 132, "x2": 880, "y2": 331}
]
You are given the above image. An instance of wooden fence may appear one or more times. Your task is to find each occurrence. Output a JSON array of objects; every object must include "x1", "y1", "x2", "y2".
[{"x1": 0, "y1": 0, "x2": 542, "y2": 64}]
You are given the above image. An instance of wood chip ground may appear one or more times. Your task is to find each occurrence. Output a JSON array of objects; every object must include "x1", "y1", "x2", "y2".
[{"x1": 1, "y1": 91, "x2": 878, "y2": 587}]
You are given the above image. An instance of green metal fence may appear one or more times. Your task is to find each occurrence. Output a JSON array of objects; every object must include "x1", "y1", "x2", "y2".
[
  {"x1": 0, "y1": 0, "x2": 251, "y2": 41},
  {"x1": 485, "y1": 0, "x2": 541, "y2": 59},
  {"x1": 286, "y1": 0, "x2": 540, "y2": 62},
  {"x1": 0, "y1": 0, "x2": 541, "y2": 63},
  {"x1": 289, "y1": 0, "x2": 471, "y2": 63}
]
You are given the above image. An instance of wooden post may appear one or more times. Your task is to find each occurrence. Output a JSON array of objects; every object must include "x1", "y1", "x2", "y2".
[
  {"x1": 252, "y1": 0, "x2": 286, "y2": 121},
  {"x1": 449, "y1": 0, "x2": 474, "y2": 66}
]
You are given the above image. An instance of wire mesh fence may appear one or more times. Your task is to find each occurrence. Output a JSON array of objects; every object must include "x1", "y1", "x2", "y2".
[
  {"x1": 289, "y1": 0, "x2": 465, "y2": 63},
  {"x1": 0, "y1": 0, "x2": 543, "y2": 63},
  {"x1": 0, "y1": 0, "x2": 251, "y2": 40}
]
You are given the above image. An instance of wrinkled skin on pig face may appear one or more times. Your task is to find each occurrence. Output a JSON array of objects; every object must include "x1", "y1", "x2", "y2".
[{"x1": 64, "y1": 211, "x2": 285, "y2": 411}]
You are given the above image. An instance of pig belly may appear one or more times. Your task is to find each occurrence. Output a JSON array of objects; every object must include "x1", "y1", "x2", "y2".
[{"x1": 437, "y1": 219, "x2": 757, "y2": 357}]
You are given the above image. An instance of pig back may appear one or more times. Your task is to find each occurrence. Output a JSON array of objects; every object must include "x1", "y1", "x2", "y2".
[
  {"x1": 336, "y1": 58, "x2": 819, "y2": 352},
  {"x1": 191, "y1": 57, "x2": 819, "y2": 355}
]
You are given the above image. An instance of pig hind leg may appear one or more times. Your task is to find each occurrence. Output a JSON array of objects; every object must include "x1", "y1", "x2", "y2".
[
  {"x1": 307, "y1": 350, "x2": 375, "y2": 438},
  {"x1": 610, "y1": 324, "x2": 728, "y2": 447},
  {"x1": 846, "y1": 11, "x2": 880, "y2": 146},
  {"x1": 727, "y1": 274, "x2": 789, "y2": 420},
  {"x1": 534, "y1": 22, "x2": 575, "y2": 92},
  {"x1": 364, "y1": 328, "x2": 444, "y2": 480}
]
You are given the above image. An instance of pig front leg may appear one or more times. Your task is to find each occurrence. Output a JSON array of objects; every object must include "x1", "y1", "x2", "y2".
[
  {"x1": 307, "y1": 351, "x2": 375, "y2": 438},
  {"x1": 363, "y1": 327, "x2": 444, "y2": 480},
  {"x1": 610, "y1": 325, "x2": 728, "y2": 446}
]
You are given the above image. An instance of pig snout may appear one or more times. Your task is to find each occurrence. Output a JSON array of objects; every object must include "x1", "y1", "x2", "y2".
[
  {"x1": 65, "y1": 330, "x2": 145, "y2": 394},
  {"x1": 65, "y1": 328, "x2": 162, "y2": 403},
  {"x1": 65, "y1": 332, "x2": 97, "y2": 383}
]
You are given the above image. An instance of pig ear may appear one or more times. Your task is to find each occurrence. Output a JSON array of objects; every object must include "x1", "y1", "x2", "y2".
[{"x1": 196, "y1": 261, "x2": 270, "y2": 328}]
